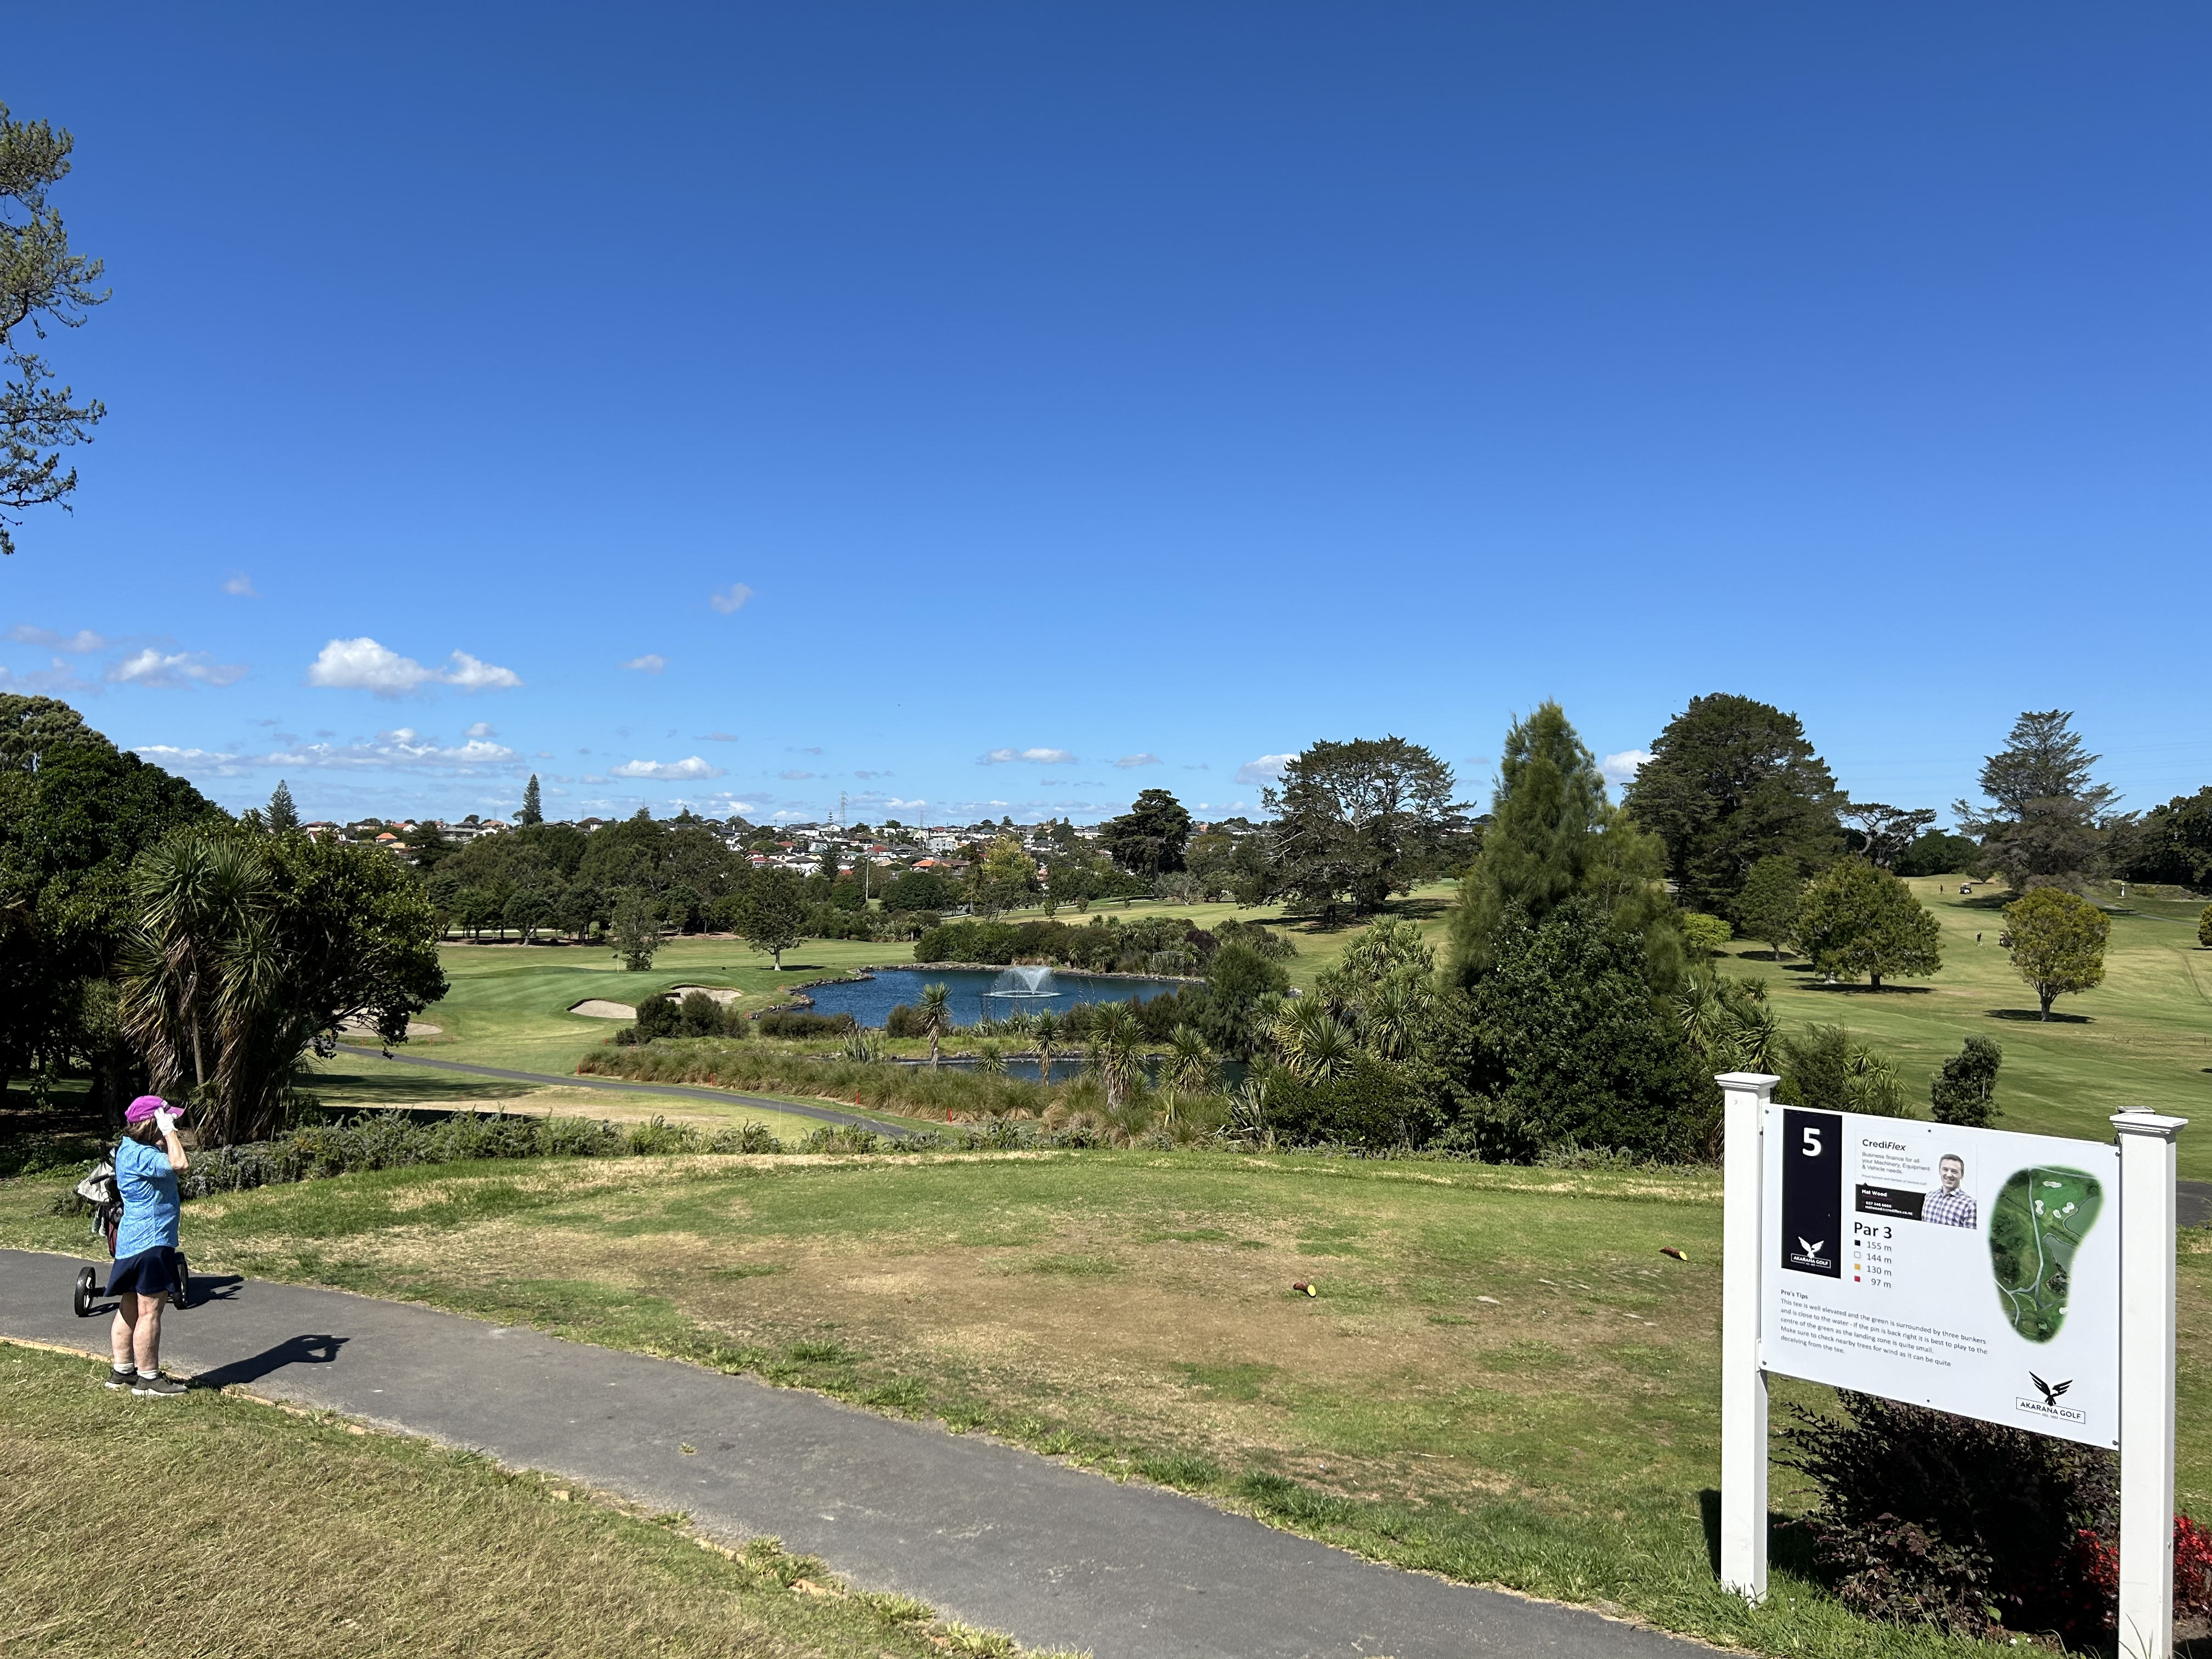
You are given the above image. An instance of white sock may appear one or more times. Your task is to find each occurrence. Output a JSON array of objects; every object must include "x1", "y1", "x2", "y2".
[{"x1": 137, "y1": 1368, "x2": 158, "y2": 1379}]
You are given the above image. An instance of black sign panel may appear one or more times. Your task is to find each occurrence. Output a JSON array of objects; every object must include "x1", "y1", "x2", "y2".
[
  {"x1": 1855, "y1": 1183, "x2": 1926, "y2": 1221},
  {"x1": 1780, "y1": 1109, "x2": 1842, "y2": 1277}
]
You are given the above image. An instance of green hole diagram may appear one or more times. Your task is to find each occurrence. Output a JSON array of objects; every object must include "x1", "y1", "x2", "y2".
[{"x1": 1988, "y1": 1165, "x2": 2104, "y2": 1344}]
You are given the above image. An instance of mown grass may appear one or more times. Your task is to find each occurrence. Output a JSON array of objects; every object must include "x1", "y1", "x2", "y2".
[
  {"x1": 12, "y1": 1146, "x2": 2196, "y2": 1656},
  {"x1": 0, "y1": 1341, "x2": 1074, "y2": 1659},
  {"x1": 1733, "y1": 876, "x2": 2212, "y2": 1174}
]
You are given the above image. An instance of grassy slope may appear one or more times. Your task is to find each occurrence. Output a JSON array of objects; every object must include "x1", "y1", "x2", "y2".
[
  {"x1": 1729, "y1": 877, "x2": 2212, "y2": 1175},
  {"x1": 13, "y1": 1146, "x2": 2191, "y2": 1658},
  {"x1": 0, "y1": 1341, "x2": 1065, "y2": 1659}
]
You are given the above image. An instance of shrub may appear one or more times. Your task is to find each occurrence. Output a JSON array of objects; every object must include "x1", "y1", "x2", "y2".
[
  {"x1": 1211, "y1": 918, "x2": 1296, "y2": 961},
  {"x1": 1784, "y1": 1391, "x2": 2124, "y2": 1640},
  {"x1": 885, "y1": 1003, "x2": 926, "y2": 1039},
  {"x1": 678, "y1": 990, "x2": 723, "y2": 1038},
  {"x1": 2200, "y1": 905, "x2": 2212, "y2": 949},
  {"x1": 1929, "y1": 1036, "x2": 2002, "y2": 1126},
  {"x1": 1262, "y1": 1056, "x2": 1438, "y2": 1150},
  {"x1": 757, "y1": 1009, "x2": 855, "y2": 1039}
]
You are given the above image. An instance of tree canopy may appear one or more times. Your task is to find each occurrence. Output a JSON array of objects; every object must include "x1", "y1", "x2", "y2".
[
  {"x1": 1099, "y1": 788, "x2": 1192, "y2": 878},
  {"x1": 2113, "y1": 786, "x2": 2212, "y2": 890},
  {"x1": 1623, "y1": 693, "x2": 1842, "y2": 914},
  {"x1": 1263, "y1": 737, "x2": 1459, "y2": 919},
  {"x1": 1, "y1": 102, "x2": 109, "y2": 556},
  {"x1": 2002, "y1": 887, "x2": 2108, "y2": 1020},
  {"x1": 1793, "y1": 860, "x2": 1942, "y2": 990},
  {"x1": 1954, "y1": 711, "x2": 2116, "y2": 891}
]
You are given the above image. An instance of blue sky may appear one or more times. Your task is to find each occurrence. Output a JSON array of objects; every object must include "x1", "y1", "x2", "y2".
[{"x1": 4, "y1": 5, "x2": 2207, "y2": 827}]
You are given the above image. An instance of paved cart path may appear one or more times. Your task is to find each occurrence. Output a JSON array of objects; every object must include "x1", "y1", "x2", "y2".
[
  {"x1": 331, "y1": 1045, "x2": 916, "y2": 1137},
  {"x1": 1, "y1": 1249, "x2": 1706, "y2": 1658}
]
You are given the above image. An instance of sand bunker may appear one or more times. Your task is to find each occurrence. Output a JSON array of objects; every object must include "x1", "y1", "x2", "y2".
[
  {"x1": 665, "y1": 985, "x2": 742, "y2": 1004},
  {"x1": 568, "y1": 1000, "x2": 637, "y2": 1020},
  {"x1": 341, "y1": 1019, "x2": 443, "y2": 1037}
]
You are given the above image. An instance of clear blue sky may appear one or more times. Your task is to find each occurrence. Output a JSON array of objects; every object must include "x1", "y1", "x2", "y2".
[{"x1": 5, "y1": 5, "x2": 2207, "y2": 826}]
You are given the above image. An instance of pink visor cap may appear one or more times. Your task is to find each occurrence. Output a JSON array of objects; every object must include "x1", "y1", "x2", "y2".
[{"x1": 124, "y1": 1095, "x2": 175, "y2": 1126}]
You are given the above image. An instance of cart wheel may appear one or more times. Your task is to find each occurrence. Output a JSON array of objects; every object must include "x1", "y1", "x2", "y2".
[
  {"x1": 171, "y1": 1255, "x2": 191, "y2": 1312},
  {"x1": 74, "y1": 1265, "x2": 96, "y2": 1318}
]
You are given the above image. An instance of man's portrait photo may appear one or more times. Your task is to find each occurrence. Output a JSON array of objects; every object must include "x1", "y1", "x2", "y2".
[{"x1": 1923, "y1": 1153, "x2": 1977, "y2": 1228}]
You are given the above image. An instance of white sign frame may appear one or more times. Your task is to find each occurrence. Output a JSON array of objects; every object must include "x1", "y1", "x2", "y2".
[{"x1": 1717, "y1": 1071, "x2": 2185, "y2": 1659}]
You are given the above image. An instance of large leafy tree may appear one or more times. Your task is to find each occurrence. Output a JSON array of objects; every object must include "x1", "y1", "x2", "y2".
[
  {"x1": 1794, "y1": 859, "x2": 1942, "y2": 990},
  {"x1": 732, "y1": 867, "x2": 809, "y2": 968},
  {"x1": 2002, "y1": 888, "x2": 2108, "y2": 1020},
  {"x1": 0, "y1": 697, "x2": 217, "y2": 1115},
  {"x1": 118, "y1": 825, "x2": 447, "y2": 1145},
  {"x1": 2112, "y1": 786, "x2": 2212, "y2": 889},
  {"x1": 1263, "y1": 737, "x2": 1460, "y2": 921},
  {"x1": 2, "y1": 103, "x2": 109, "y2": 556},
  {"x1": 1953, "y1": 710, "x2": 2117, "y2": 891},
  {"x1": 1624, "y1": 693, "x2": 1843, "y2": 913},
  {"x1": 1100, "y1": 788, "x2": 1193, "y2": 878},
  {"x1": 1449, "y1": 702, "x2": 1685, "y2": 992}
]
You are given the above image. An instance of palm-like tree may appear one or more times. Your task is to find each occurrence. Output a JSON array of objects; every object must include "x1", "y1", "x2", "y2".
[
  {"x1": 1086, "y1": 1000, "x2": 1145, "y2": 1110},
  {"x1": 1165, "y1": 1024, "x2": 1217, "y2": 1094},
  {"x1": 1272, "y1": 997, "x2": 1356, "y2": 1084},
  {"x1": 975, "y1": 1039, "x2": 1007, "y2": 1076},
  {"x1": 918, "y1": 982, "x2": 953, "y2": 1069},
  {"x1": 1031, "y1": 1011, "x2": 1061, "y2": 1085}
]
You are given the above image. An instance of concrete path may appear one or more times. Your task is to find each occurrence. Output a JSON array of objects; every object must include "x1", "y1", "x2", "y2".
[
  {"x1": 2, "y1": 1248, "x2": 1706, "y2": 1658},
  {"x1": 332, "y1": 1045, "x2": 916, "y2": 1138}
]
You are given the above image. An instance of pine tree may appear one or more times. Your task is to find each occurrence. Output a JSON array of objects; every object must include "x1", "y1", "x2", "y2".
[
  {"x1": 1448, "y1": 703, "x2": 1604, "y2": 983},
  {"x1": 266, "y1": 778, "x2": 300, "y2": 833},
  {"x1": 519, "y1": 774, "x2": 543, "y2": 826}
]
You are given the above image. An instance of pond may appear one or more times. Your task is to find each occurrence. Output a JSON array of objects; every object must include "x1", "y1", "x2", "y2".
[{"x1": 798, "y1": 966, "x2": 1186, "y2": 1029}]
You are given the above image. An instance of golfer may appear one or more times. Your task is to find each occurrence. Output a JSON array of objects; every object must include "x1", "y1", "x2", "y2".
[
  {"x1": 1925, "y1": 1153, "x2": 1977, "y2": 1229},
  {"x1": 108, "y1": 1095, "x2": 190, "y2": 1397}
]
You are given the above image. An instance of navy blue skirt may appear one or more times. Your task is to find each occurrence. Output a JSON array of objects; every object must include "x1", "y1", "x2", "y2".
[{"x1": 108, "y1": 1246, "x2": 179, "y2": 1298}]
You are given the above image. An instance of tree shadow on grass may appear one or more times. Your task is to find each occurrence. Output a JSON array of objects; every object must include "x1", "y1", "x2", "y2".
[
  {"x1": 1986, "y1": 1008, "x2": 2092, "y2": 1024},
  {"x1": 1792, "y1": 983, "x2": 1934, "y2": 996},
  {"x1": 1697, "y1": 1489, "x2": 1825, "y2": 1583}
]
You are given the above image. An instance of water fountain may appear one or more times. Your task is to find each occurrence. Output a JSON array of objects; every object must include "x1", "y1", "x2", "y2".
[{"x1": 980, "y1": 963, "x2": 1066, "y2": 1017}]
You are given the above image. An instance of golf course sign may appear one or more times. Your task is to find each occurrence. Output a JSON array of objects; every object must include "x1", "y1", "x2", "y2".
[{"x1": 1762, "y1": 1108, "x2": 2119, "y2": 1448}]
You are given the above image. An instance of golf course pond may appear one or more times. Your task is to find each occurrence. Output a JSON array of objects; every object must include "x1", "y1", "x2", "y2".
[{"x1": 799, "y1": 966, "x2": 1185, "y2": 1029}]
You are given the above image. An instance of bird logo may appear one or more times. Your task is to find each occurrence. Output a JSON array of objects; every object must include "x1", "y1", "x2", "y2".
[
  {"x1": 2030, "y1": 1373, "x2": 2072, "y2": 1407},
  {"x1": 1797, "y1": 1238, "x2": 1825, "y2": 1259}
]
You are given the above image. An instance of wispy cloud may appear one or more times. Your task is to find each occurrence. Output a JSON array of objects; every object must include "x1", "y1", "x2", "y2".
[
  {"x1": 1234, "y1": 754, "x2": 1293, "y2": 786},
  {"x1": 708, "y1": 583, "x2": 754, "y2": 615},
  {"x1": 1114, "y1": 753, "x2": 1162, "y2": 769},
  {"x1": 106, "y1": 647, "x2": 249, "y2": 689},
  {"x1": 0, "y1": 658, "x2": 95, "y2": 695},
  {"x1": 306, "y1": 638, "x2": 522, "y2": 697},
  {"x1": 696, "y1": 731, "x2": 741, "y2": 742},
  {"x1": 778, "y1": 769, "x2": 817, "y2": 780},
  {"x1": 608, "y1": 755, "x2": 726, "y2": 781},
  {"x1": 620, "y1": 653, "x2": 667, "y2": 674},
  {"x1": 6, "y1": 624, "x2": 108, "y2": 652},
  {"x1": 222, "y1": 573, "x2": 259, "y2": 597},
  {"x1": 853, "y1": 769, "x2": 891, "y2": 780},
  {"x1": 979, "y1": 747, "x2": 1077, "y2": 766},
  {"x1": 134, "y1": 728, "x2": 522, "y2": 778},
  {"x1": 1600, "y1": 749, "x2": 1651, "y2": 783}
]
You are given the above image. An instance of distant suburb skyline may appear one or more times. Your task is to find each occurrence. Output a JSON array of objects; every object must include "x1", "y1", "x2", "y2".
[{"x1": 5, "y1": 6, "x2": 2207, "y2": 826}]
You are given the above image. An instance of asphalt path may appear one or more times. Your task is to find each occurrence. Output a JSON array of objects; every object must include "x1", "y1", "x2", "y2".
[
  {"x1": 331, "y1": 1044, "x2": 913, "y2": 1137},
  {"x1": 2, "y1": 1248, "x2": 1707, "y2": 1658}
]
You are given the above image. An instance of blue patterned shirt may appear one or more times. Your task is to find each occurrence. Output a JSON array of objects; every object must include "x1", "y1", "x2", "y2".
[{"x1": 1924, "y1": 1187, "x2": 1977, "y2": 1229}]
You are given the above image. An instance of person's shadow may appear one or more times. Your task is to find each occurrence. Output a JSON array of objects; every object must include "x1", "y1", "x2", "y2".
[{"x1": 191, "y1": 1334, "x2": 348, "y2": 1390}]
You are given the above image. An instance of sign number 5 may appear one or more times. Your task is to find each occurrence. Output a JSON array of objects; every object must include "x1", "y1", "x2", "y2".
[{"x1": 1801, "y1": 1125, "x2": 1823, "y2": 1158}]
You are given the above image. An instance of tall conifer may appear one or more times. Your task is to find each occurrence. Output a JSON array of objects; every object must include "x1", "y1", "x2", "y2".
[{"x1": 520, "y1": 774, "x2": 543, "y2": 826}]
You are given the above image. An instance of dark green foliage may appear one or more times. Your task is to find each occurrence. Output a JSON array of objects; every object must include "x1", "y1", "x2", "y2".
[
  {"x1": 1260, "y1": 1056, "x2": 1438, "y2": 1150},
  {"x1": 1930, "y1": 1036, "x2": 2002, "y2": 1126},
  {"x1": 2114, "y1": 787, "x2": 2212, "y2": 889},
  {"x1": 1448, "y1": 901, "x2": 1718, "y2": 1162},
  {"x1": 1099, "y1": 787, "x2": 1193, "y2": 877},
  {"x1": 756, "y1": 1010, "x2": 855, "y2": 1039},
  {"x1": 518, "y1": 775, "x2": 543, "y2": 826},
  {"x1": 1210, "y1": 917, "x2": 1295, "y2": 961},
  {"x1": 1, "y1": 101, "x2": 110, "y2": 556},
  {"x1": 1783, "y1": 1392, "x2": 2118, "y2": 1640},
  {"x1": 678, "y1": 989, "x2": 723, "y2": 1037},
  {"x1": 1623, "y1": 693, "x2": 1843, "y2": 914},
  {"x1": 1200, "y1": 942, "x2": 1290, "y2": 1059},
  {"x1": 1263, "y1": 737, "x2": 1462, "y2": 920},
  {"x1": 628, "y1": 992, "x2": 681, "y2": 1043},
  {"x1": 884, "y1": 1003, "x2": 926, "y2": 1040},
  {"x1": 1795, "y1": 859, "x2": 1943, "y2": 989},
  {"x1": 914, "y1": 914, "x2": 1215, "y2": 974},
  {"x1": 1954, "y1": 711, "x2": 2116, "y2": 891},
  {"x1": 265, "y1": 781, "x2": 300, "y2": 834},
  {"x1": 1894, "y1": 830, "x2": 1982, "y2": 879},
  {"x1": 730, "y1": 867, "x2": 809, "y2": 967},
  {"x1": 1730, "y1": 854, "x2": 1803, "y2": 960},
  {"x1": 879, "y1": 868, "x2": 957, "y2": 913},
  {"x1": 1774, "y1": 1024, "x2": 1850, "y2": 1113}
]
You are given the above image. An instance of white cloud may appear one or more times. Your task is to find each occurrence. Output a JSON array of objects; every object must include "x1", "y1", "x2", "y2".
[
  {"x1": 6, "y1": 624, "x2": 108, "y2": 652},
  {"x1": 105, "y1": 648, "x2": 249, "y2": 689},
  {"x1": 133, "y1": 729, "x2": 522, "y2": 778},
  {"x1": 466, "y1": 721, "x2": 497, "y2": 738},
  {"x1": 306, "y1": 638, "x2": 522, "y2": 696},
  {"x1": 979, "y1": 746, "x2": 1077, "y2": 766},
  {"x1": 1600, "y1": 749, "x2": 1651, "y2": 783},
  {"x1": 223, "y1": 573, "x2": 259, "y2": 597},
  {"x1": 608, "y1": 755, "x2": 726, "y2": 781},
  {"x1": 442, "y1": 650, "x2": 523, "y2": 691},
  {"x1": 778, "y1": 769, "x2": 817, "y2": 780},
  {"x1": 1114, "y1": 753, "x2": 1162, "y2": 769},
  {"x1": 621, "y1": 653, "x2": 667, "y2": 674},
  {"x1": 1235, "y1": 754, "x2": 1293, "y2": 786},
  {"x1": 708, "y1": 583, "x2": 754, "y2": 615},
  {"x1": 696, "y1": 730, "x2": 741, "y2": 742},
  {"x1": 0, "y1": 658, "x2": 96, "y2": 695}
]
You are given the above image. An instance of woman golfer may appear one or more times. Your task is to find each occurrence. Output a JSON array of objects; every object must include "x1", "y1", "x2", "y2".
[{"x1": 108, "y1": 1094, "x2": 190, "y2": 1397}]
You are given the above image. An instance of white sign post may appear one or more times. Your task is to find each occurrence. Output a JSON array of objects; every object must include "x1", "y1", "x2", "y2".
[{"x1": 1719, "y1": 1075, "x2": 2184, "y2": 1656}]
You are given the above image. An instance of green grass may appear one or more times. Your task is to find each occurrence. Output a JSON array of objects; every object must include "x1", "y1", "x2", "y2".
[
  {"x1": 0, "y1": 1340, "x2": 1074, "y2": 1658},
  {"x1": 1730, "y1": 876, "x2": 2212, "y2": 1176},
  {"x1": 10, "y1": 1144, "x2": 2180, "y2": 1657}
]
